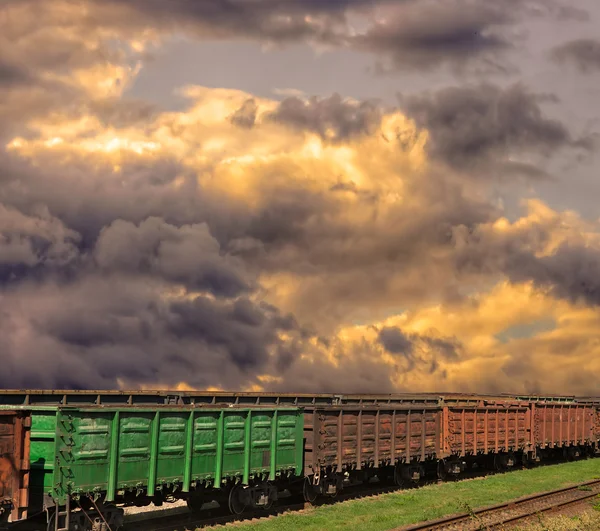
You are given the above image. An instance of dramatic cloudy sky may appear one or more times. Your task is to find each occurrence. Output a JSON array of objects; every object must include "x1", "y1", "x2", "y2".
[{"x1": 1, "y1": 0, "x2": 600, "y2": 394}]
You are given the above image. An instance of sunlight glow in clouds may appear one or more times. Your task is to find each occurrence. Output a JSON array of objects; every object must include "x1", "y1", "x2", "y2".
[{"x1": 1, "y1": 0, "x2": 599, "y2": 394}]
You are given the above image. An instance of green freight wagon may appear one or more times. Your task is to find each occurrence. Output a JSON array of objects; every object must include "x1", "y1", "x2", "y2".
[{"x1": 0, "y1": 405, "x2": 304, "y2": 531}]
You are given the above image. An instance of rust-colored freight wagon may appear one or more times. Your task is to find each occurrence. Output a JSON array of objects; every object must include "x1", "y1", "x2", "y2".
[
  {"x1": 441, "y1": 401, "x2": 530, "y2": 472},
  {"x1": 303, "y1": 406, "x2": 441, "y2": 497},
  {"x1": 531, "y1": 402, "x2": 598, "y2": 459},
  {"x1": 0, "y1": 411, "x2": 30, "y2": 524}
]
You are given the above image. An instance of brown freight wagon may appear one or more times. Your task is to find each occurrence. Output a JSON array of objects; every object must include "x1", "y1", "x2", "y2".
[
  {"x1": 530, "y1": 401, "x2": 599, "y2": 460},
  {"x1": 0, "y1": 411, "x2": 30, "y2": 524},
  {"x1": 302, "y1": 405, "x2": 440, "y2": 499},
  {"x1": 442, "y1": 401, "x2": 530, "y2": 472}
]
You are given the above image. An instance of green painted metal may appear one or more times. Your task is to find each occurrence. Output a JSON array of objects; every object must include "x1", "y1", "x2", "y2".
[
  {"x1": 29, "y1": 410, "x2": 58, "y2": 510},
  {"x1": 270, "y1": 410, "x2": 278, "y2": 480},
  {"x1": 50, "y1": 406, "x2": 303, "y2": 504},
  {"x1": 295, "y1": 410, "x2": 304, "y2": 475},
  {"x1": 147, "y1": 411, "x2": 160, "y2": 497},
  {"x1": 215, "y1": 410, "x2": 224, "y2": 487},
  {"x1": 107, "y1": 411, "x2": 120, "y2": 501},
  {"x1": 243, "y1": 410, "x2": 252, "y2": 484},
  {"x1": 183, "y1": 410, "x2": 194, "y2": 492}
]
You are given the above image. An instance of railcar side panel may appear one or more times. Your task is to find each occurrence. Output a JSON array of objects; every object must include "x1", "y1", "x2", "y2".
[
  {"x1": 52, "y1": 407, "x2": 303, "y2": 504},
  {"x1": 532, "y1": 403, "x2": 596, "y2": 448},
  {"x1": 443, "y1": 405, "x2": 529, "y2": 456},
  {"x1": 0, "y1": 411, "x2": 30, "y2": 523},
  {"x1": 28, "y1": 411, "x2": 57, "y2": 514},
  {"x1": 306, "y1": 407, "x2": 440, "y2": 474}
]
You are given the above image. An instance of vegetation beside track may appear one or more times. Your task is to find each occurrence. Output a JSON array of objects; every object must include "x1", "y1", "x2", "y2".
[
  {"x1": 201, "y1": 459, "x2": 600, "y2": 531},
  {"x1": 513, "y1": 509, "x2": 600, "y2": 530}
]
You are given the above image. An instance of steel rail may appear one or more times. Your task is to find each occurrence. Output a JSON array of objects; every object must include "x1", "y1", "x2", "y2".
[
  {"x1": 395, "y1": 478, "x2": 600, "y2": 531},
  {"x1": 121, "y1": 473, "x2": 600, "y2": 531},
  {"x1": 122, "y1": 484, "x2": 402, "y2": 531}
]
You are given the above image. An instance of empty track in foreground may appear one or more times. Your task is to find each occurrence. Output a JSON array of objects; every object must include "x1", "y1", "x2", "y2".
[{"x1": 396, "y1": 478, "x2": 600, "y2": 531}]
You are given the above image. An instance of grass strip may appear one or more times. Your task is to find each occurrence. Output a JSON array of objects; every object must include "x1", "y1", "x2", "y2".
[{"x1": 201, "y1": 459, "x2": 600, "y2": 531}]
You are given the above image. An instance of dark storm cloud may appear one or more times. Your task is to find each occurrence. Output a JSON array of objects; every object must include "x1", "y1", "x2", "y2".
[
  {"x1": 378, "y1": 327, "x2": 414, "y2": 354},
  {"x1": 0, "y1": 275, "x2": 303, "y2": 389},
  {"x1": 0, "y1": 147, "x2": 321, "y2": 389},
  {"x1": 550, "y1": 39, "x2": 600, "y2": 73},
  {"x1": 355, "y1": 1, "x2": 512, "y2": 73},
  {"x1": 378, "y1": 326, "x2": 461, "y2": 372},
  {"x1": 0, "y1": 61, "x2": 33, "y2": 88},
  {"x1": 95, "y1": 217, "x2": 250, "y2": 297},
  {"x1": 230, "y1": 99, "x2": 258, "y2": 129},
  {"x1": 94, "y1": 0, "x2": 376, "y2": 45},
  {"x1": 265, "y1": 93, "x2": 382, "y2": 142},
  {"x1": 400, "y1": 83, "x2": 592, "y2": 176},
  {"x1": 88, "y1": 0, "x2": 585, "y2": 75},
  {"x1": 269, "y1": 343, "x2": 403, "y2": 394},
  {"x1": 167, "y1": 296, "x2": 295, "y2": 370},
  {"x1": 422, "y1": 336, "x2": 461, "y2": 360},
  {"x1": 234, "y1": 183, "x2": 334, "y2": 249},
  {"x1": 504, "y1": 243, "x2": 600, "y2": 306},
  {"x1": 453, "y1": 221, "x2": 600, "y2": 308},
  {"x1": 89, "y1": 99, "x2": 160, "y2": 129},
  {"x1": 0, "y1": 203, "x2": 81, "y2": 280},
  {"x1": 266, "y1": 330, "x2": 454, "y2": 395},
  {"x1": 0, "y1": 151, "x2": 235, "y2": 250}
]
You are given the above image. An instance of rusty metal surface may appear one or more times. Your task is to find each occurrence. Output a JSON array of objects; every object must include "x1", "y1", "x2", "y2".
[
  {"x1": 532, "y1": 403, "x2": 596, "y2": 448},
  {"x1": 437, "y1": 393, "x2": 583, "y2": 406},
  {"x1": 0, "y1": 390, "x2": 597, "y2": 408},
  {"x1": 306, "y1": 406, "x2": 440, "y2": 474},
  {"x1": 443, "y1": 405, "x2": 530, "y2": 456},
  {"x1": 0, "y1": 411, "x2": 30, "y2": 523},
  {"x1": 0, "y1": 390, "x2": 448, "y2": 407}
]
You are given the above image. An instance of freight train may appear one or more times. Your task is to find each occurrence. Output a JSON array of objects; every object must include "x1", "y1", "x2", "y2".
[{"x1": 0, "y1": 390, "x2": 598, "y2": 531}]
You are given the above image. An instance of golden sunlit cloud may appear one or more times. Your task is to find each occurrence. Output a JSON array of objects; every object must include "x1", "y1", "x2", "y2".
[
  {"x1": 7, "y1": 86, "x2": 428, "y2": 206},
  {"x1": 9, "y1": 81, "x2": 600, "y2": 395},
  {"x1": 2, "y1": 0, "x2": 600, "y2": 396}
]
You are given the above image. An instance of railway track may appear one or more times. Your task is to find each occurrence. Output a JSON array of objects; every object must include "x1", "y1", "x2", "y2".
[
  {"x1": 123, "y1": 483, "x2": 404, "y2": 531},
  {"x1": 395, "y1": 479, "x2": 600, "y2": 531},
  {"x1": 122, "y1": 464, "x2": 504, "y2": 531},
  {"x1": 122, "y1": 462, "x2": 600, "y2": 531}
]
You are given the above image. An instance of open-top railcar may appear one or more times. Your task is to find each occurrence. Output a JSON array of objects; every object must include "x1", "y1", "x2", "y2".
[
  {"x1": 1, "y1": 391, "x2": 600, "y2": 529},
  {"x1": 0, "y1": 405, "x2": 304, "y2": 531}
]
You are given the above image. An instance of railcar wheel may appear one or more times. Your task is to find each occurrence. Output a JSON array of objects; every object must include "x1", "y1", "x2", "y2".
[
  {"x1": 493, "y1": 453, "x2": 507, "y2": 472},
  {"x1": 228, "y1": 484, "x2": 247, "y2": 515},
  {"x1": 303, "y1": 478, "x2": 319, "y2": 504},
  {"x1": 261, "y1": 498, "x2": 274, "y2": 511},
  {"x1": 187, "y1": 495, "x2": 205, "y2": 514},
  {"x1": 393, "y1": 465, "x2": 404, "y2": 487},
  {"x1": 134, "y1": 496, "x2": 152, "y2": 507},
  {"x1": 567, "y1": 446, "x2": 582, "y2": 461},
  {"x1": 437, "y1": 460, "x2": 448, "y2": 481},
  {"x1": 506, "y1": 452, "x2": 516, "y2": 468},
  {"x1": 416, "y1": 466, "x2": 425, "y2": 485},
  {"x1": 327, "y1": 483, "x2": 340, "y2": 498},
  {"x1": 378, "y1": 467, "x2": 393, "y2": 484},
  {"x1": 261, "y1": 482, "x2": 274, "y2": 510}
]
